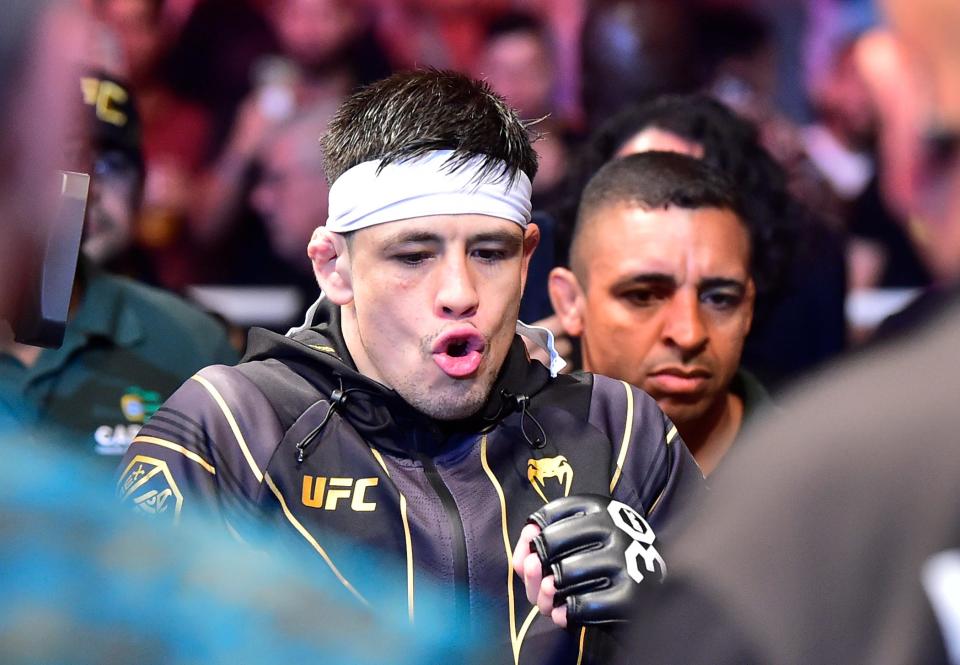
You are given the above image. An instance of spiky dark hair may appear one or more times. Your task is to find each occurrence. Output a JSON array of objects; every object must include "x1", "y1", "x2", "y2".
[
  {"x1": 578, "y1": 150, "x2": 742, "y2": 219},
  {"x1": 572, "y1": 150, "x2": 748, "y2": 279},
  {"x1": 320, "y1": 68, "x2": 538, "y2": 185}
]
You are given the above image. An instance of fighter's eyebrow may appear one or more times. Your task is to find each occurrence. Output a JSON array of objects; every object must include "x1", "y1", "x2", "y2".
[
  {"x1": 468, "y1": 230, "x2": 523, "y2": 249},
  {"x1": 380, "y1": 230, "x2": 443, "y2": 247}
]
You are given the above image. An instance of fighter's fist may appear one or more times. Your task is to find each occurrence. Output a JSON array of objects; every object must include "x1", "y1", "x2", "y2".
[{"x1": 527, "y1": 494, "x2": 666, "y2": 625}]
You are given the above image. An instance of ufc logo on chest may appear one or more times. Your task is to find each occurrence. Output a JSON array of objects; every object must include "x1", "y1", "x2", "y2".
[{"x1": 301, "y1": 475, "x2": 379, "y2": 511}]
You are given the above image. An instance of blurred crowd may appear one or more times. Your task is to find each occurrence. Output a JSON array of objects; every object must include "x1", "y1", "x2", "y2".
[
  {"x1": 70, "y1": 0, "x2": 937, "y2": 385},
  {"x1": 4, "y1": 0, "x2": 960, "y2": 660}
]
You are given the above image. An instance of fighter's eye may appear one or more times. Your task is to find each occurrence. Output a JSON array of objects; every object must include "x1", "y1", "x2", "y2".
[{"x1": 471, "y1": 248, "x2": 507, "y2": 263}]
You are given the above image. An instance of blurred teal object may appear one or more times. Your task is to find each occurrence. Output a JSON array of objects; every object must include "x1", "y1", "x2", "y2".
[{"x1": 0, "y1": 425, "x2": 486, "y2": 664}]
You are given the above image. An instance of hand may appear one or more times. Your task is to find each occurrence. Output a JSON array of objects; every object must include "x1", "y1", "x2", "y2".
[
  {"x1": 512, "y1": 523, "x2": 569, "y2": 628},
  {"x1": 525, "y1": 494, "x2": 666, "y2": 626},
  {"x1": 225, "y1": 94, "x2": 285, "y2": 162}
]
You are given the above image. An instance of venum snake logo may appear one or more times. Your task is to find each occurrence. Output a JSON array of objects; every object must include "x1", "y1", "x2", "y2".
[{"x1": 527, "y1": 455, "x2": 573, "y2": 503}]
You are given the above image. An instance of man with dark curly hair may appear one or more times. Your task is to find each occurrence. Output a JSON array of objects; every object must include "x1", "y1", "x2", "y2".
[{"x1": 552, "y1": 94, "x2": 846, "y2": 389}]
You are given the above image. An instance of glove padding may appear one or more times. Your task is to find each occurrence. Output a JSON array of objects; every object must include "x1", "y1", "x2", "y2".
[{"x1": 528, "y1": 494, "x2": 666, "y2": 625}]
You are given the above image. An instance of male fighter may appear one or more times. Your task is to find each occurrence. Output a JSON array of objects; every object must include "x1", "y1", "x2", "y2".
[{"x1": 119, "y1": 69, "x2": 703, "y2": 664}]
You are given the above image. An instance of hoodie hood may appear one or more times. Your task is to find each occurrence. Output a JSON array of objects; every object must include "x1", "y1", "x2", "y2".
[{"x1": 240, "y1": 299, "x2": 552, "y2": 457}]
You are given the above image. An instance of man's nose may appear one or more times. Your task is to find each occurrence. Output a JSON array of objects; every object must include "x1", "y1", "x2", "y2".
[
  {"x1": 435, "y1": 253, "x2": 479, "y2": 319},
  {"x1": 661, "y1": 290, "x2": 708, "y2": 356}
]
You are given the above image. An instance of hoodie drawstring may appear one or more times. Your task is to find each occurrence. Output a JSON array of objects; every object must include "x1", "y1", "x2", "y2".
[
  {"x1": 296, "y1": 382, "x2": 350, "y2": 463},
  {"x1": 490, "y1": 390, "x2": 547, "y2": 449}
]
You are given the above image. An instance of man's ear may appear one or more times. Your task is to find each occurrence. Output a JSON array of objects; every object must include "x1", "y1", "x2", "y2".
[
  {"x1": 743, "y1": 277, "x2": 757, "y2": 336},
  {"x1": 308, "y1": 227, "x2": 353, "y2": 305},
  {"x1": 548, "y1": 267, "x2": 585, "y2": 337},
  {"x1": 519, "y1": 222, "x2": 541, "y2": 294}
]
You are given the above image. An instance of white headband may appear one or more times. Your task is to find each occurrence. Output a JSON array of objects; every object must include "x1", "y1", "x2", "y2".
[{"x1": 326, "y1": 149, "x2": 532, "y2": 232}]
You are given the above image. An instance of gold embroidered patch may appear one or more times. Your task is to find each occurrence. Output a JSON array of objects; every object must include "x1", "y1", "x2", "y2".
[
  {"x1": 527, "y1": 455, "x2": 573, "y2": 503},
  {"x1": 117, "y1": 455, "x2": 184, "y2": 522}
]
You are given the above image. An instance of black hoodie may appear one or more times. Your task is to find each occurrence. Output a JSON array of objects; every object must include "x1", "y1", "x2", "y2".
[{"x1": 118, "y1": 300, "x2": 703, "y2": 665}]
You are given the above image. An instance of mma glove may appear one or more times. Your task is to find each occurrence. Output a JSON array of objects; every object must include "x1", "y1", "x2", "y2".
[{"x1": 528, "y1": 494, "x2": 666, "y2": 625}]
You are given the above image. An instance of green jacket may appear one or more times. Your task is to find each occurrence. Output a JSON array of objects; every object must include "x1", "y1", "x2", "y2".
[{"x1": 0, "y1": 262, "x2": 237, "y2": 462}]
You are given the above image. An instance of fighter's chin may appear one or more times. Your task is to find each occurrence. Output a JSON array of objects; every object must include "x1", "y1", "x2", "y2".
[{"x1": 400, "y1": 380, "x2": 492, "y2": 421}]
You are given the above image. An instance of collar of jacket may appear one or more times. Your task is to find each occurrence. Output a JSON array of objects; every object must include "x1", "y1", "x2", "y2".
[{"x1": 241, "y1": 298, "x2": 551, "y2": 457}]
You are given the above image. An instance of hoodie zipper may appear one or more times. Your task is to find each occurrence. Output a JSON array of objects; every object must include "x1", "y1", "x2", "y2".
[{"x1": 419, "y1": 453, "x2": 470, "y2": 623}]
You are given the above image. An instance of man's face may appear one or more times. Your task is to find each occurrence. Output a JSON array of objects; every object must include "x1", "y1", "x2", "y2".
[
  {"x1": 342, "y1": 214, "x2": 538, "y2": 420},
  {"x1": 570, "y1": 204, "x2": 754, "y2": 428},
  {"x1": 480, "y1": 30, "x2": 554, "y2": 119},
  {"x1": 83, "y1": 149, "x2": 140, "y2": 264},
  {"x1": 272, "y1": 0, "x2": 359, "y2": 69},
  {"x1": 97, "y1": 0, "x2": 164, "y2": 82},
  {"x1": 251, "y1": 135, "x2": 329, "y2": 269}
]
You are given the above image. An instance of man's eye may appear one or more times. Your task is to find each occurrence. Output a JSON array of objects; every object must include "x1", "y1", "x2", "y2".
[
  {"x1": 622, "y1": 290, "x2": 658, "y2": 306},
  {"x1": 394, "y1": 252, "x2": 432, "y2": 265},
  {"x1": 701, "y1": 291, "x2": 742, "y2": 309}
]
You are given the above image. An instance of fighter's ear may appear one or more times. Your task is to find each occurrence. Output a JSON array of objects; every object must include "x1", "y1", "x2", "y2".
[
  {"x1": 548, "y1": 267, "x2": 585, "y2": 337},
  {"x1": 308, "y1": 227, "x2": 353, "y2": 305},
  {"x1": 519, "y1": 222, "x2": 541, "y2": 294}
]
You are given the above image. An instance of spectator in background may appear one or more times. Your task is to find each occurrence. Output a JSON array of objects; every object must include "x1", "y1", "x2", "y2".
[
  {"x1": 0, "y1": 71, "x2": 237, "y2": 465},
  {"x1": 803, "y1": 37, "x2": 877, "y2": 205},
  {"x1": 92, "y1": 0, "x2": 214, "y2": 290},
  {"x1": 162, "y1": 0, "x2": 277, "y2": 157},
  {"x1": 371, "y1": 0, "x2": 508, "y2": 73},
  {"x1": 554, "y1": 95, "x2": 845, "y2": 390},
  {"x1": 694, "y1": 5, "x2": 779, "y2": 129},
  {"x1": 579, "y1": 0, "x2": 698, "y2": 132},
  {"x1": 609, "y1": 1, "x2": 960, "y2": 661},
  {"x1": 266, "y1": 0, "x2": 391, "y2": 102},
  {"x1": 476, "y1": 11, "x2": 572, "y2": 210},
  {"x1": 806, "y1": 33, "x2": 932, "y2": 308},
  {"x1": 851, "y1": 20, "x2": 960, "y2": 340},
  {"x1": 693, "y1": 5, "x2": 841, "y2": 221},
  {"x1": 244, "y1": 102, "x2": 337, "y2": 309},
  {"x1": 550, "y1": 152, "x2": 770, "y2": 476},
  {"x1": 193, "y1": 0, "x2": 391, "y2": 274}
]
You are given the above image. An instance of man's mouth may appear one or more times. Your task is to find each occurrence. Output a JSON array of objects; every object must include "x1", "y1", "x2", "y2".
[
  {"x1": 431, "y1": 328, "x2": 486, "y2": 378},
  {"x1": 645, "y1": 366, "x2": 711, "y2": 395}
]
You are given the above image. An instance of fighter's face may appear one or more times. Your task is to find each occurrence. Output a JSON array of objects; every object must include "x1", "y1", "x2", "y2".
[
  {"x1": 571, "y1": 204, "x2": 753, "y2": 428},
  {"x1": 342, "y1": 215, "x2": 538, "y2": 420}
]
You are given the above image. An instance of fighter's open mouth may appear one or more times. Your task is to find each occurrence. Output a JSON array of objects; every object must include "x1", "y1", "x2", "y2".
[
  {"x1": 446, "y1": 340, "x2": 470, "y2": 357},
  {"x1": 432, "y1": 329, "x2": 486, "y2": 378},
  {"x1": 433, "y1": 329, "x2": 486, "y2": 357}
]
